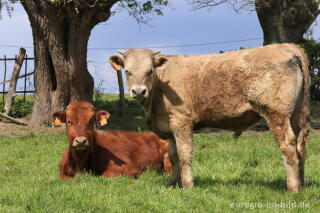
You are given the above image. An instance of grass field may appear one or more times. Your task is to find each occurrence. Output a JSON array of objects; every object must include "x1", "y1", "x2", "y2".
[
  {"x1": 1, "y1": 133, "x2": 320, "y2": 212},
  {"x1": 0, "y1": 95, "x2": 320, "y2": 212}
]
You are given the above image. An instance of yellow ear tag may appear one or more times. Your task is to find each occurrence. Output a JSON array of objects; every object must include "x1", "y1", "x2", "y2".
[
  {"x1": 54, "y1": 117, "x2": 62, "y2": 126},
  {"x1": 99, "y1": 116, "x2": 108, "y2": 126},
  {"x1": 112, "y1": 62, "x2": 122, "y2": 71}
]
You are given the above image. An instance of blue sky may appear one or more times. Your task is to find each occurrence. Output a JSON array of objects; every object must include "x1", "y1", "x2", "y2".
[{"x1": 0, "y1": 1, "x2": 319, "y2": 93}]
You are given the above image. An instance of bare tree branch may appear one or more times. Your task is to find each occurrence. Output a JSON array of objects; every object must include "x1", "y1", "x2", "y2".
[
  {"x1": 190, "y1": 0, "x2": 256, "y2": 11},
  {"x1": 0, "y1": 112, "x2": 29, "y2": 126},
  {"x1": 190, "y1": 0, "x2": 319, "y2": 13},
  {"x1": 190, "y1": 0, "x2": 228, "y2": 10},
  {"x1": 112, "y1": 0, "x2": 168, "y2": 25}
]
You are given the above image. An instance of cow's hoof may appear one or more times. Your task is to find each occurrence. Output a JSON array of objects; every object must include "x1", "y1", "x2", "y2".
[
  {"x1": 182, "y1": 181, "x2": 194, "y2": 189},
  {"x1": 287, "y1": 181, "x2": 302, "y2": 193},
  {"x1": 287, "y1": 187, "x2": 300, "y2": 193},
  {"x1": 287, "y1": 185, "x2": 300, "y2": 193},
  {"x1": 170, "y1": 179, "x2": 182, "y2": 188},
  {"x1": 287, "y1": 189, "x2": 299, "y2": 193}
]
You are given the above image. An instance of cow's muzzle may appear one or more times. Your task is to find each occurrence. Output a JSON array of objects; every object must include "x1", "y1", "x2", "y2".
[
  {"x1": 72, "y1": 136, "x2": 89, "y2": 150},
  {"x1": 130, "y1": 85, "x2": 148, "y2": 99}
]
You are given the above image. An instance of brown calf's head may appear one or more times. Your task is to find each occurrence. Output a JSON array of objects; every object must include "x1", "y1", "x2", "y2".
[
  {"x1": 52, "y1": 102, "x2": 110, "y2": 151},
  {"x1": 109, "y1": 49, "x2": 167, "y2": 101}
]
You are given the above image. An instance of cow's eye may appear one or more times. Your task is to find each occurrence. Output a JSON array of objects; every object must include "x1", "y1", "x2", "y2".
[
  {"x1": 67, "y1": 121, "x2": 73, "y2": 126},
  {"x1": 125, "y1": 70, "x2": 132, "y2": 76},
  {"x1": 147, "y1": 70, "x2": 153, "y2": 77}
]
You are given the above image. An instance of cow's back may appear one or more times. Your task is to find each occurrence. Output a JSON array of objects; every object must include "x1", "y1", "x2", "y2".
[
  {"x1": 154, "y1": 43, "x2": 306, "y2": 131},
  {"x1": 95, "y1": 131, "x2": 165, "y2": 173},
  {"x1": 157, "y1": 44, "x2": 304, "y2": 96}
]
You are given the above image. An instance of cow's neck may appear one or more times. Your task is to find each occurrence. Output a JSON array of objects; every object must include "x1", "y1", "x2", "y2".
[
  {"x1": 139, "y1": 73, "x2": 166, "y2": 134},
  {"x1": 71, "y1": 146, "x2": 94, "y2": 172},
  {"x1": 141, "y1": 74, "x2": 161, "y2": 116}
]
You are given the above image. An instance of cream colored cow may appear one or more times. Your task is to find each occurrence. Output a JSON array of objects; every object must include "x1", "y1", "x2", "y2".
[{"x1": 109, "y1": 44, "x2": 310, "y2": 193}]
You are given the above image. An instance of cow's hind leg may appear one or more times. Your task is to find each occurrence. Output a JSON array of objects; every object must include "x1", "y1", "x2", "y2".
[
  {"x1": 267, "y1": 112, "x2": 302, "y2": 193},
  {"x1": 290, "y1": 103, "x2": 309, "y2": 187}
]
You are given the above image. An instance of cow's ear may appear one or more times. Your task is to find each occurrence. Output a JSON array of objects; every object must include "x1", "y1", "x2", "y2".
[
  {"x1": 109, "y1": 55, "x2": 124, "y2": 71},
  {"x1": 52, "y1": 111, "x2": 66, "y2": 126},
  {"x1": 155, "y1": 57, "x2": 168, "y2": 68},
  {"x1": 152, "y1": 50, "x2": 161, "y2": 56},
  {"x1": 95, "y1": 111, "x2": 110, "y2": 127}
]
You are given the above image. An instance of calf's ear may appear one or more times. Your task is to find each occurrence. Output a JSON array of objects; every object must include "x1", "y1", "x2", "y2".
[
  {"x1": 52, "y1": 111, "x2": 66, "y2": 126},
  {"x1": 155, "y1": 56, "x2": 168, "y2": 68},
  {"x1": 95, "y1": 111, "x2": 110, "y2": 127},
  {"x1": 109, "y1": 55, "x2": 124, "y2": 71}
]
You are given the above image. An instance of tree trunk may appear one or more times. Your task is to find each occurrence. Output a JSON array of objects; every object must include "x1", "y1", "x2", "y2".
[
  {"x1": 21, "y1": 0, "x2": 113, "y2": 126},
  {"x1": 255, "y1": 0, "x2": 319, "y2": 45}
]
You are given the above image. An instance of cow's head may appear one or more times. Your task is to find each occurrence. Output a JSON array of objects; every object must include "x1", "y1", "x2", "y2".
[
  {"x1": 109, "y1": 49, "x2": 167, "y2": 101},
  {"x1": 52, "y1": 102, "x2": 110, "y2": 151}
]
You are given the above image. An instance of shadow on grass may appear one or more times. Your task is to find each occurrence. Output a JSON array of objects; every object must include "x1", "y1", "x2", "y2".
[
  {"x1": 93, "y1": 98, "x2": 148, "y2": 132},
  {"x1": 194, "y1": 176, "x2": 320, "y2": 191},
  {"x1": 159, "y1": 177, "x2": 287, "y2": 191}
]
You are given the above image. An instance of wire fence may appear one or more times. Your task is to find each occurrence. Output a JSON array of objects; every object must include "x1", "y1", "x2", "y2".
[
  {"x1": 0, "y1": 37, "x2": 264, "y2": 101},
  {"x1": 0, "y1": 55, "x2": 123, "y2": 103},
  {"x1": 0, "y1": 55, "x2": 35, "y2": 103},
  {"x1": 2, "y1": 42, "x2": 318, "y2": 103}
]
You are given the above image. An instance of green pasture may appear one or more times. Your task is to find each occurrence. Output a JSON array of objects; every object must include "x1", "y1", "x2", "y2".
[
  {"x1": 0, "y1": 94, "x2": 319, "y2": 212},
  {"x1": 0, "y1": 133, "x2": 320, "y2": 212}
]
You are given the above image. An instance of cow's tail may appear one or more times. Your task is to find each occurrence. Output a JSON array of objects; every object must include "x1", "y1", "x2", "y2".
[{"x1": 294, "y1": 45, "x2": 311, "y2": 161}]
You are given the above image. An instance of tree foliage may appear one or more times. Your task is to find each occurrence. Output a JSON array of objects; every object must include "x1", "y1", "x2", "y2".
[
  {"x1": 0, "y1": 0, "x2": 168, "y2": 23},
  {"x1": 117, "y1": 0, "x2": 168, "y2": 23},
  {"x1": 301, "y1": 39, "x2": 320, "y2": 100},
  {"x1": 0, "y1": 0, "x2": 17, "y2": 18}
]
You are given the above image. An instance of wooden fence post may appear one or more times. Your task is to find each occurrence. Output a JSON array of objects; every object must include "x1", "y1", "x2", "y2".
[
  {"x1": 116, "y1": 69, "x2": 127, "y2": 116},
  {"x1": 4, "y1": 48, "x2": 26, "y2": 115},
  {"x1": 2, "y1": 55, "x2": 7, "y2": 103},
  {"x1": 23, "y1": 54, "x2": 28, "y2": 102}
]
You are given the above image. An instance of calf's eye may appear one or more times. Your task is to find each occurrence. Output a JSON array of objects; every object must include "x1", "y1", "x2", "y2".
[
  {"x1": 125, "y1": 70, "x2": 132, "y2": 76},
  {"x1": 147, "y1": 70, "x2": 153, "y2": 77}
]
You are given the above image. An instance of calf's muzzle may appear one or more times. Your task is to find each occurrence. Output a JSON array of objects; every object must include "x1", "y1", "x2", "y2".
[
  {"x1": 131, "y1": 85, "x2": 148, "y2": 99},
  {"x1": 73, "y1": 136, "x2": 89, "y2": 150}
]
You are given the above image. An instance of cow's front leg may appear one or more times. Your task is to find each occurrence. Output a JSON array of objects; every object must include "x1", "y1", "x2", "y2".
[
  {"x1": 59, "y1": 151, "x2": 76, "y2": 179},
  {"x1": 170, "y1": 116, "x2": 193, "y2": 188}
]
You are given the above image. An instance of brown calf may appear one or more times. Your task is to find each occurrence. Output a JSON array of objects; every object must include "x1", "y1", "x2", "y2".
[{"x1": 53, "y1": 102, "x2": 171, "y2": 179}]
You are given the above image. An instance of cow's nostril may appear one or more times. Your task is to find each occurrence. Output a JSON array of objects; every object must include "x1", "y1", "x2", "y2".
[
  {"x1": 75, "y1": 137, "x2": 87, "y2": 144},
  {"x1": 132, "y1": 89, "x2": 137, "y2": 95},
  {"x1": 141, "y1": 89, "x2": 147, "y2": 96}
]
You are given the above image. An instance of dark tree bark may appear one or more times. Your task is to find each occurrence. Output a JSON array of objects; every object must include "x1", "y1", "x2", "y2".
[
  {"x1": 255, "y1": 0, "x2": 319, "y2": 45},
  {"x1": 21, "y1": 0, "x2": 118, "y2": 126},
  {"x1": 19, "y1": 0, "x2": 167, "y2": 126}
]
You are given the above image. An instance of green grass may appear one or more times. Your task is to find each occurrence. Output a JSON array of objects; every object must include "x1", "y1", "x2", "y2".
[
  {"x1": 0, "y1": 133, "x2": 319, "y2": 212},
  {"x1": 0, "y1": 94, "x2": 320, "y2": 212}
]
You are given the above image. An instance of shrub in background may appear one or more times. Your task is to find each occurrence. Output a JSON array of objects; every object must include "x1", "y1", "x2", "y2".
[
  {"x1": 0, "y1": 99, "x2": 33, "y2": 118},
  {"x1": 300, "y1": 39, "x2": 320, "y2": 101}
]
